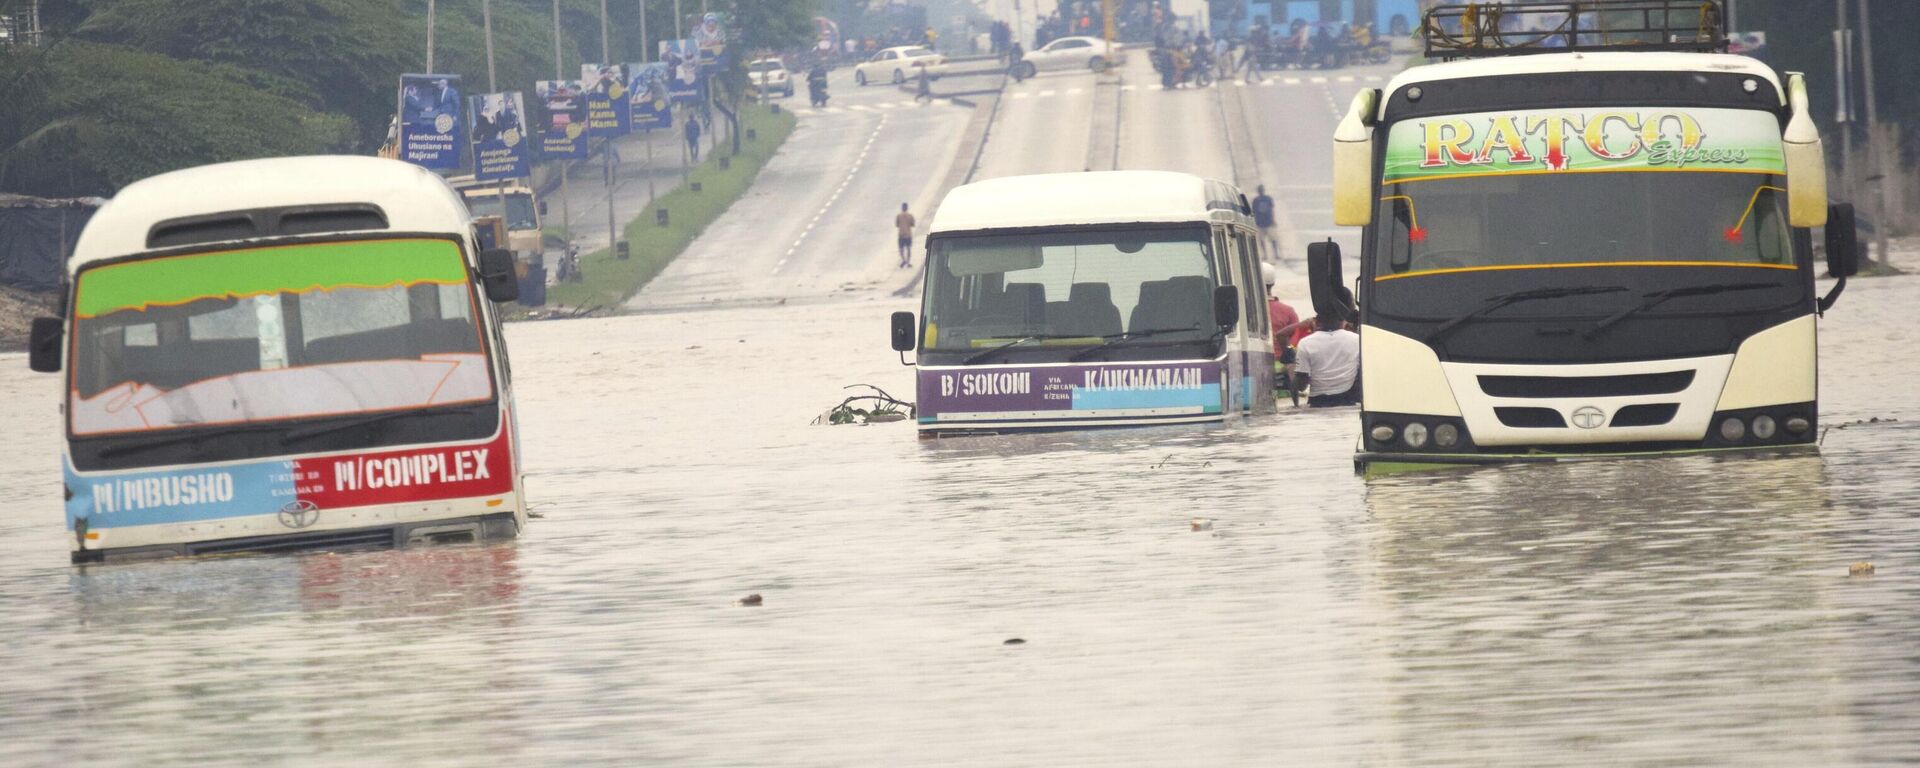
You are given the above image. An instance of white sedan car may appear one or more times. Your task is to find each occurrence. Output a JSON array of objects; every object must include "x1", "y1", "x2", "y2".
[
  {"x1": 1014, "y1": 36, "x2": 1117, "y2": 78},
  {"x1": 853, "y1": 46, "x2": 946, "y2": 86},
  {"x1": 748, "y1": 57, "x2": 794, "y2": 98}
]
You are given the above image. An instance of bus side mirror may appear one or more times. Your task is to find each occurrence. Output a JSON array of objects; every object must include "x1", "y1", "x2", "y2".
[
  {"x1": 1826, "y1": 203, "x2": 1860, "y2": 277},
  {"x1": 1333, "y1": 89, "x2": 1379, "y2": 227},
  {"x1": 478, "y1": 248, "x2": 520, "y2": 303},
  {"x1": 890, "y1": 311, "x2": 916, "y2": 352},
  {"x1": 1783, "y1": 73, "x2": 1828, "y2": 228},
  {"x1": 537, "y1": 200, "x2": 548, "y2": 217},
  {"x1": 27, "y1": 317, "x2": 62, "y2": 373},
  {"x1": 1307, "y1": 240, "x2": 1345, "y2": 318},
  {"x1": 1213, "y1": 285, "x2": 1239, "y2": 329}
]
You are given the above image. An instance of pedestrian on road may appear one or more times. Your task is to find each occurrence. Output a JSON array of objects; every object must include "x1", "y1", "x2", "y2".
[
  {"x1": 915, "y1": 65, "x2": 933, "y2": 103},
  {"x1": 1251, "y1": 185, "x2": 1278, "y2": 261},
  {"x1": 685, "y1": 116, "x2": 702, "y2": 163},
  {"x1": 895, "y1": 202, "x2": 916, "y2": 268}
]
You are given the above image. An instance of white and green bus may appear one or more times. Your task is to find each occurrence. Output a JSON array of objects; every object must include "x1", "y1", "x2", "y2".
[{"x1": 1309, "y1": 1, "x2": 1860, "y2": 472}]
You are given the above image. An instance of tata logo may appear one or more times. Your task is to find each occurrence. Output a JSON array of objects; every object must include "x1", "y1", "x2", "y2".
[
  {"x1": 1570, "y1": 406, "x2": 1607, "y2": 430},
  {"x1": 278, "y1": 499, "x2": 321, "y2": 529}
]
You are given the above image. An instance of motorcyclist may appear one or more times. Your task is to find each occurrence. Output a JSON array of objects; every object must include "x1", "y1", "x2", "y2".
[{"x1": 807, "y1": 62, "x2": 829, "y2": 107}]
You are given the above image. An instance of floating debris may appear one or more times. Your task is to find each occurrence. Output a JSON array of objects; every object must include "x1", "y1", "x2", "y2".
[
  {"x1": 737, "y1": 594, "x2": 764, "y2": 606},
  {"x1": 813, "y1": 384, "x2": 916, "y2": 426},
  {"x1": 1849, "y1": 562, "x2": 1875, "y2": 578},
  {"x1": 1190, "y1": 518, "x2": 1213, "y2": 532},
  {"x1": 1003, "y1": 638, "x2": 1025, "y2": 646}
]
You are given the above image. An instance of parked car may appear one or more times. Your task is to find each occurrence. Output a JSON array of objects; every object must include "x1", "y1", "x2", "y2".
[
  {"x1": 853, "y1": 45, "x2": 945, "y2": 86},
  {"x1": 748, "y1": 57, "x2": 795, "y2": 98},
  {"x1": 1012, "y1": 36, "x2": 1116, "y2": 78}
]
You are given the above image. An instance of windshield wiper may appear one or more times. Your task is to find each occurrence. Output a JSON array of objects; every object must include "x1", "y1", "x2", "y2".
[
  {"x1": 93, "y1": 422, "x2": 272, "y2": 460},
  {"x1": 1068, "y1": 325, "x2": 1203, "y2": 362},
  {"x1": 1428, "y1": 285, "x2": 1629, "y2": 341},
  {"x1": 962, "y1": 334, "x2": 1090, "y2": 365},
  {"x1": 281, "y1": 408, "x2": 465, "y2": 445},
  {"x1": 1584, "y1": 282, "x2": 1777, "y2": 339}
]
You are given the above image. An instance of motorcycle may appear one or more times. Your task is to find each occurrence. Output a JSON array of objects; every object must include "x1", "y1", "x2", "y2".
[{"x1": 807, "y1": 74, "x2": 829, "y2": 107}]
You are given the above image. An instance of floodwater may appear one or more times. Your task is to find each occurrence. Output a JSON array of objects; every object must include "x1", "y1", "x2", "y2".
[{"x1": 2, "y1": 276, "x2": 1918, "y2": 766}]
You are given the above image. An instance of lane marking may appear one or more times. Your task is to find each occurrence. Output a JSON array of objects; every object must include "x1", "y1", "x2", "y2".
[
  {"x1": 1337, "y1": 75, "x2": 1355, "y2": 82},
  {"x1": 1039, "y1": 89, "x2": 1057, "y2": 97},
  {"x1": 1310, "y1": 76, "x2": 1327, "y2": 84},
  {"x1": 1283, "y1": 77, "x2": 1301, "y2": 85},
  {"x1": 1065, "y1": 87, "x2": 1083, "y2": 95},
  {"x1": 773, "y1": 112, "x2": 890, "y2": 275},
  {"x1": 1012, "y1": 92, "x2": 1032, "y2": 99}
]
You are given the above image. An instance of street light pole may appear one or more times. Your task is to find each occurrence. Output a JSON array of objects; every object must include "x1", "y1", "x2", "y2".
[
  {"x1": 640, "y1": 0, "x2": 656, "y2": 204},
  {"x1": 1855, "y1": 0, "x2": 1891, "y2": 266},
  {"x1": 426, "y1": 0, "x2": 436, "y2": 71},
  {"x1": 1834, "y1": 0, "x2": 1854, "y2": 207},
  {"x1": 554, "y1": 0, "x2": 573, "y2": 256},
  {"x1": 602, "y1": 0, "x2": 619, "y2": 259}
]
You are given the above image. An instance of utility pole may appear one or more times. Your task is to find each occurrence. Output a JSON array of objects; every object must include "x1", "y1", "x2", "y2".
[
  {"x1": 640, "y1": 0, "x2": 655, "y2": 204},
  {"x1": 676, "y1": 0, "x2": 689, "y2": 187},
  {"x1": 1834, "y1": 0, "x2": 1854, "y2": 207},
  {"x1": 1856, "y1": 0, "x2": 1891, "y2": 266},
  {"x1": 426, "y1": 0, "x2": 437, "y2": 71},
  {"x1": 601, "y1": 0, "x2": 619, "y2": 259},
  {"x1": 485, "y1": 0, "x2": 507, "y2": 249},
  {"x1": 554, "y1": 0, "x2": 573, "y2": 256}
]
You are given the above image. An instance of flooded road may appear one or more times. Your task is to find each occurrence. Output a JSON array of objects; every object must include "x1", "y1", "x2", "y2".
[{"x1": 2, "y1": 271, "x2": 1918, "y2": 766}]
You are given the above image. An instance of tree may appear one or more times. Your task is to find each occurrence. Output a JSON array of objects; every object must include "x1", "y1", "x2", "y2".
[{"x1": 0, "y1": 41, "x2": 352, "y2": 196}]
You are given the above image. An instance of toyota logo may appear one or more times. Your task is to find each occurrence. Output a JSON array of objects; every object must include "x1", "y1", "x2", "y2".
[
  {"x1": 1570, "y1": 406, "x2": 1607, "y2": 430},
  {"x1": 278, "y1": 499, "x2": 321, "y2": 529}
]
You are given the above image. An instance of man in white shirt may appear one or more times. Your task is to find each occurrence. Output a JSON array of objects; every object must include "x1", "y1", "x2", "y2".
[{"x1": 1292, "y1": 313, "x2": 1360, "y2": 407}]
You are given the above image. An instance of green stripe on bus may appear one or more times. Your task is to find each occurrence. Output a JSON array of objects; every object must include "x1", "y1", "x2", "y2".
[{"x1": 76, "y1": 239, "x2": 467, "y2": 318}]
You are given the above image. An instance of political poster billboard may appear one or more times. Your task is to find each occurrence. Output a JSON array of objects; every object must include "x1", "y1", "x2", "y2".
[
  {"x1": 660, "y1": 39, "x2": 706, "y2": 104},
  {"x1": 581, "y1": 63, "x2": 631, "y2": 137},
  {"x1": 398, "y1": 74, "x2": 464, "y2": 170},
  {"x1": 468, "y1": 92, "x2": 529, "y2": 181},
  {"x1": 535, "y1": 80, "x2": 589, "y2": 159},
  {"x1": 694, "y1": 12, "x2": 727, "y2": 59},
  {"x1": 626, "y1": 62, "x2": 673, "y2": 130}
]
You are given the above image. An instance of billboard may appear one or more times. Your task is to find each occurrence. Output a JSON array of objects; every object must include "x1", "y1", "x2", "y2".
[
  {"x1": 660, "y1": 39, "x2": 706, "y2": 104},
  {"x1": 581, "y1": 63, "x2": 631, "y2": 137},
  {"x1": 626, "y1": 62, "x2": 673, "y2": 130},
  {"x1": 398, "y1": 74, "x2": 464, "y2": 170},
  {"x1": 469, "y1": 92, "x2": 529, "y2": 181},
  {"x1": 535, "y1": 80, "x2": 589, "y2": 159}
]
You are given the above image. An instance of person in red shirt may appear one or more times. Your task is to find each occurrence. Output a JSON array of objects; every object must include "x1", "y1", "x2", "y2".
[{"x1": 1263, "y1": 263, "x2": 1298, "y2": 358}]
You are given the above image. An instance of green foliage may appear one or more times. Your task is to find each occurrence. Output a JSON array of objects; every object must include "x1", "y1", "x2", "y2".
[
  {"x1": 541, "y1": 104, "x2": 796, "y2": 311},
  {"x1": 0, "y1": 41, "x2": 352, "y2": 196}
]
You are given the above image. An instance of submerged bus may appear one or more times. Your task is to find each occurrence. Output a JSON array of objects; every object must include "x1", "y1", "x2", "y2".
[
  {"x1": 1310, "y1": 1, "x2": 1860, "y2": 472},
  {"x1": 25, "y1": 156, "x2": 529, "y2": 563},
  {"x1": 891, "y1": 171, "x2": 1275, "y2": 435}
]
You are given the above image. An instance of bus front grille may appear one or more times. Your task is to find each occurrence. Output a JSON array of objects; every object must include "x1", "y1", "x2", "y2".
[
  {"x1": 1478, "y1": 371, "x2": 1695, "y2": 399},
  {"x1": 1495, "y1": 407, "x2": 1567, "y2": 429},
  {"x1": 185, "y1": 527, "x2": 397, "y2": 557}
]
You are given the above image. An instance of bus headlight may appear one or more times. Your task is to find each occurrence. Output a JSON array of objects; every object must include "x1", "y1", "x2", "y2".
[
  {"x1": 1434, "y1": 423, "x2": 1460, "y2": 448},
  {"x1": 1786, "y1": 416, "x2": 1811, "y2": 434},
  {"x1": 1719, "y1": 417, "x2": 1746, "y2": 442},
  {"x1": 1752, "y1": 415, "x2": 1778, "y2": 440},
  {"x1": 1403, "y1": 422, "x2": 1430, "y2": 449},
  {"x1": 1370, "y1": 424, "x2": 1396, "y2": 443}
]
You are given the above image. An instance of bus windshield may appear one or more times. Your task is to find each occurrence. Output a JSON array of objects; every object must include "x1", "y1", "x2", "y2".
[
  {"x1": 69, "y1": 238, "x2": 492, "y2": 437},
  {"x1": 464, "y1": 192, "x2": 538, "y2": 231},
  {"x1": 922, "y1": 227, "x2": 1218, "y2": 352},
  {"x1": 1375, "y1": 106, "x2": 1795, "y2": 279}
]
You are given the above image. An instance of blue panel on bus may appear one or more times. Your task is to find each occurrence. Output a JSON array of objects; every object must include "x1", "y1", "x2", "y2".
[{"x1": 65, "y1": 458, "x2": 297, "y2": 530}]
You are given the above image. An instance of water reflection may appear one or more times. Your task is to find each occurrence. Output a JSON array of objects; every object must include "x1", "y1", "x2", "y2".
[{"x1": 1363, "y1": 455, "x2": 1878, "y2": 764}]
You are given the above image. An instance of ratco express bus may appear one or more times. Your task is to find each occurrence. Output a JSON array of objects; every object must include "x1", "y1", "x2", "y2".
[
  {"x1": 891, "y1": 171, "x2": 1275, "y2": 435},
  {"x1": 1309, "y1": 1, "x2": 1860, "y2": 472},
  {"x1": 25, "y1": 156, "x2": 528, "y2": 562}
]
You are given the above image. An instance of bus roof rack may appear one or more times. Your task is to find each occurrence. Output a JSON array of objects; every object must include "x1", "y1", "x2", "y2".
[{"x1": 1422, "y1": 0, "x2": 1727, "y2": 61}]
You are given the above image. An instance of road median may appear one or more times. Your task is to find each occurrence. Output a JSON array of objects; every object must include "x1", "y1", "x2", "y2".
[{"x1": 536, "y1": 104, "x2": 798, "y2": 314}]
